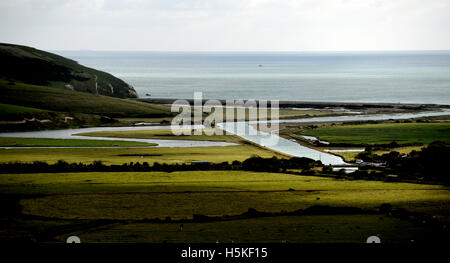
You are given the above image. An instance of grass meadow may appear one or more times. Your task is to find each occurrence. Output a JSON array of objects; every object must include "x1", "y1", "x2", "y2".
[
  {"x1": 0, "y1": 137, "x2": 155, "y2": 147},
  {"x1": 0, "y1": 79, "x2": 173, "y2": 118},
  {"x1": 77, "y1": 128, "x2": 243, "y2": 143},
  {"x1": 1, "y1": 171, "x2": 448, "y2": 243},
  {"x1": 0, "y1": 144, "x2": 283, "y2": 164},
  {"x1": 301, "y1": 123, "x2": 450, "y2": 145},
  {"x1": 0, "y1": 103, "x2": 45, "y2": 115}
]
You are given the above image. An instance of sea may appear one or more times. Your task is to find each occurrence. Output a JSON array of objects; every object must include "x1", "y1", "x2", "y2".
[{"x1": 55, "y1": 51, "x2": 450, "y2": 105}]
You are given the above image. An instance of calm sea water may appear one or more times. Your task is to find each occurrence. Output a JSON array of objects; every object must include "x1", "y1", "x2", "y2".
[{"x1": 56, "y1": 51, "x2": 450, "y2": 105}]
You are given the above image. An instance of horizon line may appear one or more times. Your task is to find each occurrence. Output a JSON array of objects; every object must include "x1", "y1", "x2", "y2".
[
  {"x1": 49, "y1": 49, "x2": 450, "y2": 53},
  {"x1": 2, "y1": 42, "x2": 447, "y2": 53}
]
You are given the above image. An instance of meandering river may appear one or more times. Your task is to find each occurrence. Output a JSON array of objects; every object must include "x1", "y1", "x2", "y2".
[
  {"x1": 1, "y1": 110, "x2": 449, "y2": 166},
  {"x1": 0, "y1": 126, "x2": 237, "y2": 148},
  {"x1": 220, "y1": 110, "x2": 450, "y2": 165}
]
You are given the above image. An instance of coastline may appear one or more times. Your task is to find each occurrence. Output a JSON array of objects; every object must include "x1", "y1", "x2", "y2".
[{"x1": 136, "y1": 97, "x2": 450, "y2": 110}]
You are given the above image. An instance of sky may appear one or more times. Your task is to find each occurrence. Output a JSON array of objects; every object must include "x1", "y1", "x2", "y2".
[{"x1": 0, "y1": 0, "x2": 449, "y2": 51}]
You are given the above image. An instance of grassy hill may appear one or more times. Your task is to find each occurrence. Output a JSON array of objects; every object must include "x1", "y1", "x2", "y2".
[
  {"x1": 0, "y1": 43, "x2": 138, "y2": 98},
  {"x1": 0, "y1": 43, "x2": 174, "y2": 126},
  {"x1": 0, "y1": 79, "x2": 171, "y2": 118},
  {"x1": 0, "y1": 58, "x2": 173, "y2": 131},
  {"x1": 0, "y1": 103, "x2": 45, "y2": 116}
]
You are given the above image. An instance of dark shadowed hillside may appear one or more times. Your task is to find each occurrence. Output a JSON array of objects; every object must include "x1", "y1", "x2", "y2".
[
  {"x1": 0, "y1": 43, "x2": 173, "y2": 131},
  {"x1": 0, "y1": 43, "x2": 137, "y2": 98}
]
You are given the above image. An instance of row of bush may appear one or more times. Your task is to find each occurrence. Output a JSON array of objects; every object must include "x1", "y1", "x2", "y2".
[
  {"x1": 1, "y1": 142, "x2": 448, "y2": 184},
  {"x1": 0, "y1": 156, "x2": 320, "y2": 174}
]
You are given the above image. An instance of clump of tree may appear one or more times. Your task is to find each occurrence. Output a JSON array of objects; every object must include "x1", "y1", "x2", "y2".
[
  {"x1": 355, "y1": 141, "x2": 450, "y2": 183},
  {"x1": 242, "y1": 156, "x2": 320, "y2": 172},
  {"x1": 356, "y1": 147, "x2": 402, "y2": 163}
]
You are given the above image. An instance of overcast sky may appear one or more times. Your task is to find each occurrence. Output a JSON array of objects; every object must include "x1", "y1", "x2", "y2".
[{"x1": 0, "y1": 0, "x2": 449, "y2": 51}]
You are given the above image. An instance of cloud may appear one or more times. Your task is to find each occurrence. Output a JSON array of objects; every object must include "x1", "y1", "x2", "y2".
[{"x1": 0, "y1": 0, "x2": 449, "y2": 51}]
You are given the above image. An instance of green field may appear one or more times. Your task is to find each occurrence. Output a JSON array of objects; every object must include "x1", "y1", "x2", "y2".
[
  {"x1": 0, "y1": 144, "x2": 282, "y2": 164},
  {"x1": 0, "y1": 137, "x2": 155, "y2": 147},
  {"x1": 0, "y1": 171, "x2": 448, "y2": 243},
  {"x1": 1, "y1": 171, "x2": 447, "y2": 221},
  {"x1": 77, "y1": 128, "x2": 242, "y2": 143},
  {"x1": 0, "y1": 79, "x2": 173, "y2": 118},
  {"x1": 301, "y1": 123, "x2": 450, "y2": 145}
]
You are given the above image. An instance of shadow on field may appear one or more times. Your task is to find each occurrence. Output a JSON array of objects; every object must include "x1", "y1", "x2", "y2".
[{"x1": 1, "y1": 195, "x2": 448, "y2": 243}]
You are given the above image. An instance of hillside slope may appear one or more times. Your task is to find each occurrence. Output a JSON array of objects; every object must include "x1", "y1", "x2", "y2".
[
  {"x1": 0, "y1": 79, "x2": 174, "y2": 131},
  {"x1": 0, "y1": 79, "x2": 171, "y2": 118},
  {"x1": 0, "y1": 43, "x2": 137, "y2": 98}
]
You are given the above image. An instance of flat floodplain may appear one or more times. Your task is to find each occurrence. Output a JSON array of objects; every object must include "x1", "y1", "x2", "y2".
[
  {"x1": 76, "y1": 128, "x2": 243, "y2": 143},
  {"x1": 1, "y1": 171, "x2": 448, "y2": 243},
  {"x1": 7, "y1": 171, "x2": 447, "y2": 219},
  {"x1": 0, "y1": 137, "x2": 155, "y2": 147},
  {"x1": 0, "y1": 145, "x2": 283, "y2": 164},
  {"x1": 301, "y1": 123, "x2": 450, "y2": 145}
]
